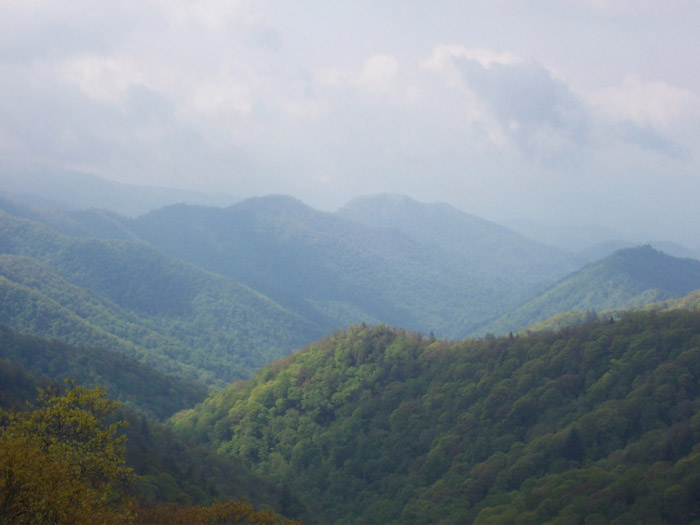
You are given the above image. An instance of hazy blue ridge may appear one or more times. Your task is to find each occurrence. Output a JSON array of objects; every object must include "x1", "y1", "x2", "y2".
[
  {"x1": 475, "y1": 245, "x2": 700, "y2": 336},
  {"x1": 0, "y1": 208, "x2": 325, "y2": 384},
  {"x1": 127, "y1": 195, "x2": 565, "y2": 337}
]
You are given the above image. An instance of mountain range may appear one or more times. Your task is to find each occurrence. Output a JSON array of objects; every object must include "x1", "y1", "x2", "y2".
[
  {"x1": 172, "y1": 308, "x2": 700, "y2": 523},
  {"x1": 3, "y1": 185, "x2": 700, "y2": 522},
  {"x1": 2, "y1": 192, "x2": 700, "y2": 383},
  {"x1": 478, "y1": 245, "x2": 700, "y2": 336}
]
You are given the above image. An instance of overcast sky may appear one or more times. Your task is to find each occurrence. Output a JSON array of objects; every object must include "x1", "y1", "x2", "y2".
[{"x1": 1, "y1": 0, "x2": 699, "y2": 243}]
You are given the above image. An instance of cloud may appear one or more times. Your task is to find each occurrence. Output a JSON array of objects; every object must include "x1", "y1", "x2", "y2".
[
  {"x1": 422, "y1": 44, "x2": 698, "y2": 166},
  {"x1": 422, "y1": 45, "x2": 522, "y2": 85},
  {"x1": 583, "y1": 75, "x2": 700, "y2": 159},
  {"x1": 424, "y1": 45, "x2": 590, "y2": 165},
  {"x1": 59, "y1": 54, "x2": 146, "y2": 104},
  {"x1": 318, "y1": 54, "x2": 402, "y2": 100},
  {"x1": 1, "y1": 0, "x2": 699, "y2": 242},
  {"x1": 588, "y1": 75, "x2": 700, "y2": 131}
]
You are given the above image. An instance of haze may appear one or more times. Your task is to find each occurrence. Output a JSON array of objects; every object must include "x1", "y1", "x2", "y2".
[{"x1": 1, "y1": 1, "x2": 699, "y2": 248}]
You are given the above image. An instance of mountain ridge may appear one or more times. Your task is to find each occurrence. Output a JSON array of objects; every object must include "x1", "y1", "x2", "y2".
[
  {"x1": 477, "y1": 244, "x2": 700, "y2": 336},
  {"x1": 171, "y1": 307, "x2": 700, "y2": 523}
]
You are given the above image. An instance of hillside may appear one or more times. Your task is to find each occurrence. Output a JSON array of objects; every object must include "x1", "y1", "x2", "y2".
[
  {"x1": 127, "y1": 195, "x2": 560, "y2": 337},
  {"x1": 172, "y1": 311, "x2": 700, "y2": 524},
  {"x1": 0, "y1": 210, "x2": 324, "y2": 384},
  {"x1": 0, "y1": 359, "x2": 304, "y2": 518},
  {"x1": 0, "y1": 323, "x2": 206, "y2": 419},
  {"x1": 337, "y1": 194, "x2": 580, "y2": 288},
  {"x1": 477, "y1": 245, "x2": 700, "y2": 336}
]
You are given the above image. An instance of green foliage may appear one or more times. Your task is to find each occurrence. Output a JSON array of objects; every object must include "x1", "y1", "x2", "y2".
[
  {"x1": 0, "y1": 363, "x2": 304, "y2": 518},
  {"x1": 174, "y1": 311, "x2": 700, "y2": 523},
  {"x1": 0, "y1": 323, "x2": 206, "y2": 419},
  {"x1": 0, "y1": 380, "x2": 303, "y2": 523},
  {"x1": 0, "y1": 382, "x2": 134, "y2": 523},
  {"x1": 0, "y1": 211, "x2": 324, "y2": 384},
  {"x1": 479, "y1": 245, "x2": 700, "y2": 336}
]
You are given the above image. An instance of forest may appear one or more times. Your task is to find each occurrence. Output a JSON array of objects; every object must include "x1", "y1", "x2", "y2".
[
  {"x1": 173, "y1": 310, "x2": 700, "y2": 523},
  {"x1": 3, "y1": 197, "x2": 700, "y2": 523}
]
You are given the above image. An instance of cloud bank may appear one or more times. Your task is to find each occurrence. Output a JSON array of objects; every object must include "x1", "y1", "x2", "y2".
[{"x1": 1, "y1": 0, "x2": 699, "y2": 245}]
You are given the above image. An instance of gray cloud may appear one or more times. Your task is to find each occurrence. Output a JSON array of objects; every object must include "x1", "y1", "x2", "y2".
[
  {"x1": 1, "y1": 1, "x2": 700, "y2": 246},
  {"x1": 459, "y1": 58, "x2": 592, "y2": 166}
]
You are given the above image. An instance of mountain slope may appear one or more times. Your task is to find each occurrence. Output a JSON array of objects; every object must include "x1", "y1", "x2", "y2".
[
  {"x1": 128, "y1": 196, "x2": 539, "y2": 337},
  {"x1": 337, "y1": 193, "x2": 580, "y2": 288},
  {"x1": 0, "y1": 210, "x2": 324, "y2": 383},
  {"x1": 0, "y1": 323, "x2": 206, "y2": 419},
  {"x1": 0, "y1": 359, "x2": 305, "y2": 517},
  {"x1": 171, "y1": 311, "x2": 700, "y2": 524},
  {"x1": 478, "y1": 245, "x2": 700, "y2": 335}
]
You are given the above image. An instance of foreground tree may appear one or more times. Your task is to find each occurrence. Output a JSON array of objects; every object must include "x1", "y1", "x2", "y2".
[
  {"x1": 0, "y1": 381, "x2": 299, "y2": 524},
  {"x1": 0, "y1": 382, "x2": 133, "y2": 524}
]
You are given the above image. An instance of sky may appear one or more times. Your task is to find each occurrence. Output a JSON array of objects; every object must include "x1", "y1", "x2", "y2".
[{"x1": 1, "y1": 0, "x2": 699, "y2": 245}]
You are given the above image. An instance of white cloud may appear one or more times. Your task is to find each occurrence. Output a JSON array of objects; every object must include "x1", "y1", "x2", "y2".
[
  {"x1": 59, "y1": 54, "x2": 146, "y2": 104},
  {"x1": 422, "y1": 45, "x2": 521, "y2": 87},
  {"x1": 422, "y1": 45, "x2": 590, "y2": 164},
  {"x1": 318, "y1": 54, "x2": 402, "y2": 99},
  {"x1": 588, "y1": 75, "x2": 700, "y2": 131},
  {"x1": 1, "y1": 1, "x2": 700, "y2": 243},
  {"x1": 160, "y1": 0, "x2": 258, "y2": 30}
]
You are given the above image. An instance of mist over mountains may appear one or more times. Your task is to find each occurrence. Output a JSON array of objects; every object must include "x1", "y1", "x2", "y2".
[
  {"x1": 3, "y1": 2, "x2": 700, "y2": 520},
  {"x1": 1, "y1": 170, "x2": 238, "y2": 217},
  {"x1": 3, "y1": 175, "x2": 700, "y2": 522},
  {"x1": 2, "y1": 175, "x2": 699, "y2": 347}
]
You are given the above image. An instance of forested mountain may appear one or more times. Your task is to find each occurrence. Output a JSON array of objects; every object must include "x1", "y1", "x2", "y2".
[
  {"x1": 0, "y1": 323, "x2": 206, "y2": 419},
  {"x1": 576, "y1": 239, "x2": 699, "y2": 264},
  {"x1": 0, "y1": 197, "x2": 143, "y2": 241},
  {"x1": 0, "y1": 210, "x2": 324, "y2": 384},
  {"x1": 3, "y1": 182, "x2": 700, "y2": 523},
  {"x1": 478, "y1": 245, "x2": 700, "y2": 336},
  {"x1": 337, "y1": 194, "x2": 580, "y2": 287},
  {"x1": 172, "y1": 310, "x2": 700, "y2": 524},
  {"x1": 0, "y1": 358, "x2": 304, "y2": 520},
  {"x1": 126, "y1": 195, "x2": 574, "y2": 337}
]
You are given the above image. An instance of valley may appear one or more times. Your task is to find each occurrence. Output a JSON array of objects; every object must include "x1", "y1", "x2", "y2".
[{"x1": 2, "y1": 191, "x2": 700, "y2": 523}]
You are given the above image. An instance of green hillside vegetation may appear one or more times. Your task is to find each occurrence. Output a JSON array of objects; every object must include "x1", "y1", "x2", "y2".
[
  {"x1": 478, "y1": 245, "x2": 700, "y2": 336},
  {"x1": 173, "y1": 311, "x2": 700, "y2": 524},
  {"x1": 0, "y1": 324, "x2": 206, "y2": 419},
  {"x1": 0, "y1": 359, "x2": 304, "y2": 519},
  {"x1": 0, "y1": 254, "x2": 203, "y2": 380},
  {"x1": 0, "y1": 379, "x2": 299, "y2": 523},
  {"x1": 0, "y1": 210, "x2": 324, "y2": 384},
  {"x1": 0, "y1": 197, "x2": 139, "y2": 241},
  {"x1": 524, "y1": 290, "x2": 700, "y2": 335}
]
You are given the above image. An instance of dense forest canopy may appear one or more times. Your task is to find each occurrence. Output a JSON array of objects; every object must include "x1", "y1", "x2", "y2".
[
  {"x1": 3, "y1": 196, "x2": 700, "y2": 523},
  {"x1": 173, "y1": 310, "x2": 700, "y2": 523},
  {"x1": 0, "y1": 382, "x2": 299, "y2": 524}
]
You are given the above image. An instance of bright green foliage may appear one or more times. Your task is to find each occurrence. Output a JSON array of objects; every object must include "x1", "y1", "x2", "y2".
[
  {"x1": 173, "y1": 311, "x2": 700, "y2": 523},
  {"x1": 0, "y1": 382, "x2": 134, "y2": 523},
  {"x1": 0, "y1": 380, "x2": 304, "y2": 523},
  {"x1": 0, "y1": 365, "x2": 304, "y2": 518}
]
